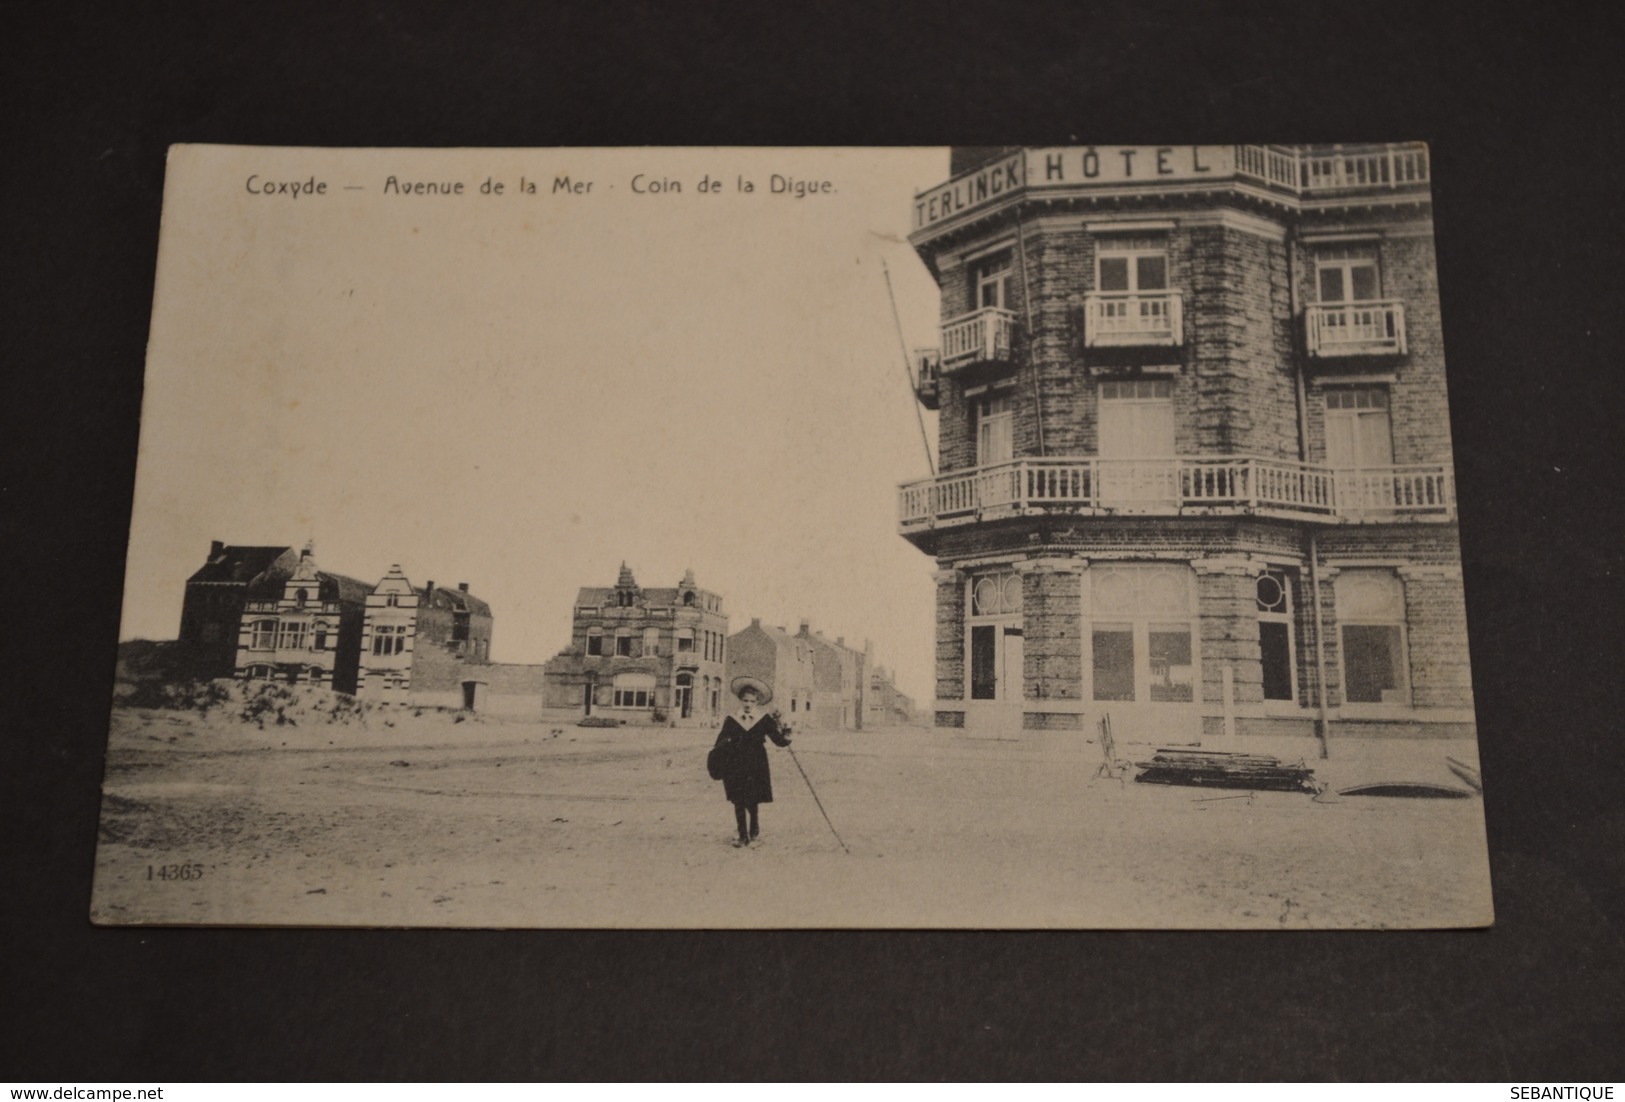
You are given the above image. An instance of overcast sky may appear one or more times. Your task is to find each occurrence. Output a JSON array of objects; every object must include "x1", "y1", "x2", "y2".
[{"x1": 121, "y1": 146, "x2": 947, "y2": 702}]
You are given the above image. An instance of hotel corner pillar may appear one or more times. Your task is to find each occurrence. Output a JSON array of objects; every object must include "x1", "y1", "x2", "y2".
[
  {"x1": 1014, "y1": 556, "x2": 1086, "y2": 732},
  {"x1": 932, "y1": 568, "x2": 966, "y2": 728},
  {"x1": 1192, "y1": 556, "x2": 1263, "y2": 748}
]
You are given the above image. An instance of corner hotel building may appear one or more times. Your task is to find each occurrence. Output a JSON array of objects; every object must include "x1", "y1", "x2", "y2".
[{"x1": 898, "y1": 144, "x2": 1475, "y2": 744}]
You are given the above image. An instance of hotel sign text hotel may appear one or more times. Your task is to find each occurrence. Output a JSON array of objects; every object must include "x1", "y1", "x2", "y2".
[{"x1": 912, "y1": 146, "x2": 1242, "y2": 232}]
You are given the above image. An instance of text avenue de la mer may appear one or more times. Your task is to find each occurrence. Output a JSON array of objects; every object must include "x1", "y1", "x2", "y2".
[{"x1": 242, "y1": 172, "x2": 837, "y2": 199}]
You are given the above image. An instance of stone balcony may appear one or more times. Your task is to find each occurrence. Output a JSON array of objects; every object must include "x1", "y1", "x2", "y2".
[{"x1": 898, "y1": 455, "x2": 1455, "y2": 538}]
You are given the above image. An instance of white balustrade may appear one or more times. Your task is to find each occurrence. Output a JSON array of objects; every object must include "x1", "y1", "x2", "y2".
[
  {"x1": 898, "y1": 456, "x2": 1448, "y2": 527},
  {"x1": 1300, "y1": 144, "x2": 1430, "y2": 191},
  {"x1": 1305, "y1": 300, "x2": 1407, "y2": 356},
  {"x1": 1083, "y1": 291, "x2": 1183, "y2": 347},
  {"x1": 940, "y1": 308, "x2": 1016, "y2": 368}
]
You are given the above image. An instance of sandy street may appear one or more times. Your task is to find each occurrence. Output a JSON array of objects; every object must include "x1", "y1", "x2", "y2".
[{"x1": 90, "y1": 703, "x2": 1493, "y2": 929}]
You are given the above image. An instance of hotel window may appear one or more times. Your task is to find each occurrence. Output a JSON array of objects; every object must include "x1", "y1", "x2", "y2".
[
  {"x1": 1324, "y1": 387, "x2": 1394, "y2": 470},
  {"x1": 973, "y1": 252, "x2": 1012, "y2": 310},
  {"x1": 313, "y1": 622, "x2": 329, "y2": 651},
  {"x1": 615, "y1": 632, "x2": 633, "y2": 657},
  {"x1": 1336, "y1": 569, "x2": 1410, "y2": 705},
  {"x1": 1316, "y1": 245, "x2": 1380, "y2": 304},
  {"x1": 643, "y1": 627, "x2": 660, "y2": 657},
  {"x1": 249, "y1": 620, "x2": 277, "y2": 650},
  {"x1": 277, "y1": 621, "x2": 309, "y2": 650},
  {"x1": 246, "y1": 664, "x2": 273, "y2": 680},
  {"x1": 1088, "y1": 564, "x2": 1197, "y2": 704},
  {"x1": 612, "y1": 672, "x2": 656, "y2": 708},
  {"x1": 1257, "y1": 568, "x2": 1295, "y2": 702},
  {"x1": 386, "y1": 594, "x2": 400, "y2": 607},
  {"x1": 453, "y1": 611, "x2": 470, "y2": 642},
  {"x1": 1096, "y1": 235, "x2": 1168, "y2": 293},
  {"x1": 307, "y1": 667, "x2": 325, "y2": 686},
  {"x1": 295, "y1": 588, "x2": 309, "y2": 608},
  {"x1": 586, "y1": 628, "x2": 603, "y2": 656},
  {"x1": 677, "y1": 628, "x2": 695, "y2": 653},
  {"x1": 975, "y1": 394, "x2": 1015, "y2": 466},
  {"x1": 372, "y1": 624, "x2": 405, "y2": 656}
]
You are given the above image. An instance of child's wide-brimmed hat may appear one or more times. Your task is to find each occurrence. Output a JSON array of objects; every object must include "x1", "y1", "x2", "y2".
[{"x1": 729, "y1": 675, "x2": 773, "y2": 705}]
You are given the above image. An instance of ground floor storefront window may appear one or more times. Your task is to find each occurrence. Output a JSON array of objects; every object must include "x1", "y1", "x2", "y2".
[
  {"x1": 1336, "y1": 569, "x2": 1410, "y2": 705},
  {"x1": 1086, "y1": 563, "x2": 1197, "y2": 705},
  {"x1": 612, "y1": 672, "x2": 656, "y2": 708}
]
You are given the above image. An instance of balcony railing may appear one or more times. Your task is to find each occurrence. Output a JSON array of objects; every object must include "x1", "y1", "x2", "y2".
[
  {"x1": 1300, "y1": 145, "x2": 1430, "y2": 191},
  {"x1": 914, "y1": 347, "x2": 941, "y2": 409},
  {"x1": 1235, "y1": 145, "x2": 1302, "y2": 189},
  {"x1": 940, "y1": 307, "x2": 1016, "y2": 370},
  {"x1": 1083, "y1": 290, "x2": 1184, "y2": 347},
  {"x1": 1305, "y1": 300, "x2": 1407, "y2": 357},
  {"x1": 898, "y1": 456, "x2": 1453, "y2": 528}
]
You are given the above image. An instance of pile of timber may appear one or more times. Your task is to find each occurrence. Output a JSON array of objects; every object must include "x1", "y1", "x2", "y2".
[{"x1": 1133, "y1": 749, "x2": 1319, "y2": 794}]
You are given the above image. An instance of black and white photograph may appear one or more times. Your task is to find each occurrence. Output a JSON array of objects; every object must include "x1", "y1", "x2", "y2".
[{"x1": 91, "y1": 143, "x2": 1492, "y2": 929}]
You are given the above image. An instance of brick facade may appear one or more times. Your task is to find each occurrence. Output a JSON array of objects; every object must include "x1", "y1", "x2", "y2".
[
  {"x1": 904, "y1": 144, "x2": 1474, "y2": 742},
  {"x1": 542, "y1": 565, "x2": 729, "y2": 726}
]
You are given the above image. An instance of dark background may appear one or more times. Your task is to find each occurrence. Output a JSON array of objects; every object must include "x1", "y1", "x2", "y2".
[{"x1": 5, "y1": 0, "x2": 1622, "y2": 1081}]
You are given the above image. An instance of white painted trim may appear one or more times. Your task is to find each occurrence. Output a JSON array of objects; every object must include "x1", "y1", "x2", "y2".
[
  {"x1": 961, "y1": 376, "x2": 1020, "y2": 398},
  {"x1": 1332, "y1": 704, "x2": 1476, "y2": 724},
  {"x1": 1317, "y1": 373, "x2": 1400, "y2": 386},
  {"x1": 1020, "y1": 701, "x2": 1090, "y2": 715},
  {"x1": 1163, "y1": 206, "x2": 1288, "y2": 240},
  {"x1": 1013, "y1": 556, "x2": 1081, "y2": 574},
  {"x1": 1300, "y1": 230, "x2": 1384, "y2": 244},
  {"x1": 957, "y1": 235, "x2": 1020, "y2": 265},
  {"x1": 1395, "y1": 564, "x2": 1464, "y2": 580},
  {"x1": 1084, "y1": 219, "x2": 1177, "y2": 234}
]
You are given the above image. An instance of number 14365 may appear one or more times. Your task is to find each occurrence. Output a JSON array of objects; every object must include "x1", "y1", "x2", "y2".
[{"x1": 147, "y1": 863, "x2": 204, "y2": 881}]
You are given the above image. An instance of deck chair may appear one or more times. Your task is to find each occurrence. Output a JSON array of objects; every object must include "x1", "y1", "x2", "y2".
[{"x1": 1094, "y1": 713, "x2": 1132, "y2": 782}]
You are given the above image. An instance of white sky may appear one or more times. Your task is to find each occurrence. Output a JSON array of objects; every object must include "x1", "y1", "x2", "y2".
[{"x1": 120, "y1": 146, "x2": 947, "y2": 703}]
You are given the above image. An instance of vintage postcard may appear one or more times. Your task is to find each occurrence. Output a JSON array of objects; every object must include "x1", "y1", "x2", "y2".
[{"x1": 92, "y1": 144, "x2": 1492, "y2": 928}]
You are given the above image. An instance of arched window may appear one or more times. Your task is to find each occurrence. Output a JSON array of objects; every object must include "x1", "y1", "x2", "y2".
[
  {"x1": 295, "y1": 588, "x2": 309, "y2": 607},
  {"x1": 1257, "y1": 568, "x2": 1296, "y2": 702}
]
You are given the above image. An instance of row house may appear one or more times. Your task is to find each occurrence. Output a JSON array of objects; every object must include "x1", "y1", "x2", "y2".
[
  {"x1": 799, "y1": 623, "x2": 868, "y2": 730},
  {"x1": 232, "y1": 544, "x2": 369, "y2": 693},
  {"x1": 541, "y1": 564, "x2": 730, "y2": 725},
  {"x1": 177, "y1": 541, "x2": 300, "y2": 678},
  {"x1": 900, "y1": 143, "x2": 1473, "y2": 744},
  {"x1": 726, "y1": 619, "x2": 818, "y2": 722},
  {"x1": 356, "y1": 565, "x2": 495, "y2": 706},
  {"x1": 729, "y1": 620, "x2": 876, "y2": 730},
  {"x1": 865, "y1": 665, "x2": 918, "y2": 728}
]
